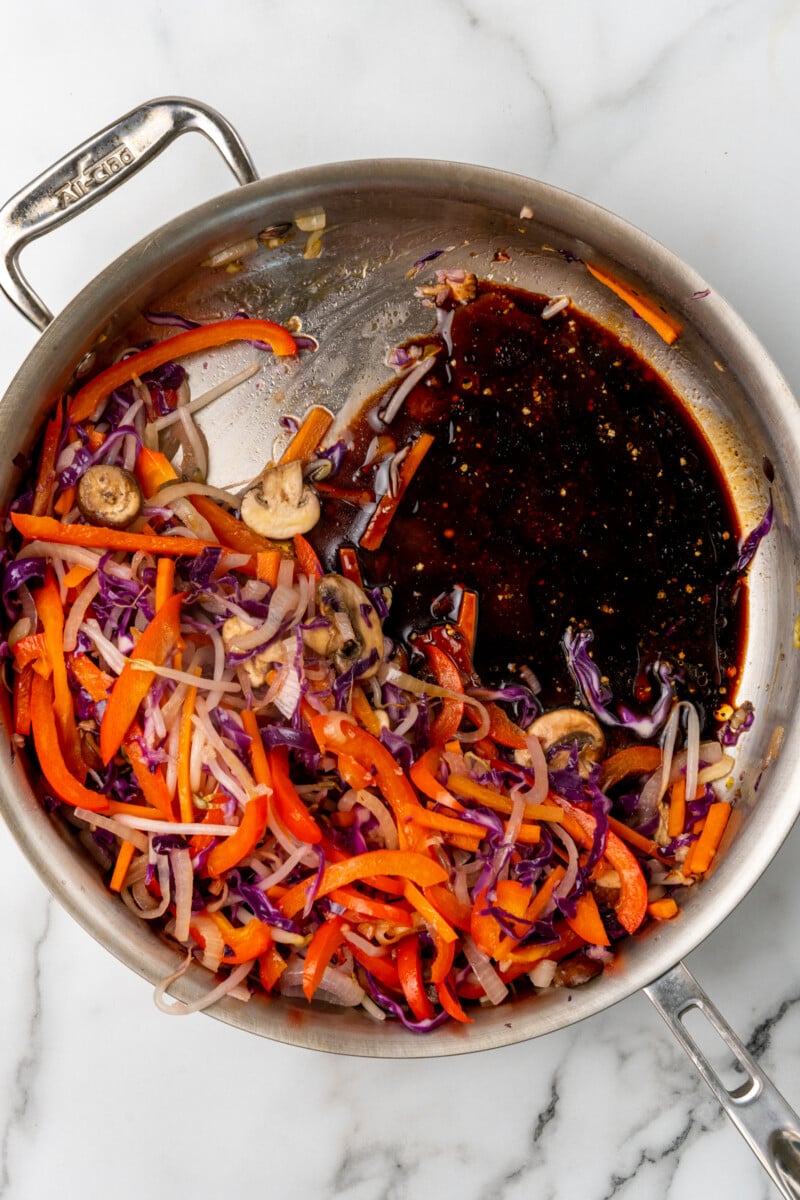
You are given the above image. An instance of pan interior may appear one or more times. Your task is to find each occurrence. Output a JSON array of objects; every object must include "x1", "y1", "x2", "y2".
[{"x1": 1, "y1": 161, "x2": 798, "y2": 1056}]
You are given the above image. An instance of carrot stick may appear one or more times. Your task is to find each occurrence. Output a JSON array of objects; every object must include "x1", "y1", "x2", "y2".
[
  {"x1": 448, "y1": 773, "x2": 563, "y2": 823},
  {"x1": 12, "y1": 512, "x2": 219, "y2": 558},
  {"x1": 685, "y1": 802, "x2": 731, "y2": 875},
  {"x1": 455, "y1": 589, "x2": 479, "y2": 658},
  {"x1": 109, "y1": 840, "x2": 137, "y2": 892},
  {"x1": 598, "y1": 744, "x2": 662, "y2": 791},
  {"x1": 293, "y1": 533, "x2": 323, "y2": 579},
  {"x1": 607, "y1": 815, "x2": 663, "y2": 860},
  {"x1": 256, "y1": 550, "x2": 281, "y2": 587},
  {"x1": 648, "y1": 897, "x2": 679, "y2": 920},
  {"x1": 177, "y1": 672, "x2": 200, "y2": 823},
  {"x1": 584, "y1": 262, "x2": 682, "y2": 345},
  {"x1": 279, "y1": 405, "x2": 334, "y2": 465},
  {"x1": 403, "y1": 881, "x2": 459, "y2": 943},
  {"x1": 61, "y1": 562, "x2": 94, "y2": 589},
  {"x1": 155, "y1": 558, "x2": 175, "y2": 612},
  {"x1": 359, "y1": 433, "x2": 435, "y2": 552},
  {"x1": 32, "y1": 399, "x2": 64, "y2": 517},
  {"x1": 351, "y1": 684, "x2": 383, "y2": 738}
]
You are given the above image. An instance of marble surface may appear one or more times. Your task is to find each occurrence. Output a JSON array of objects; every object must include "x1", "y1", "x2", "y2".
[{"x1": 1, "y1": 3, "x2": 800, "y2": 1197}]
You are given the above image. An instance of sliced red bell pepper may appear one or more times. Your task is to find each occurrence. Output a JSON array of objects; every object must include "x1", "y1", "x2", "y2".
[
  {"x1": 30, "y1": 672, "x2": 108, "y2": 811},
  {"x1": 68, "y1": 318, "x2": 297, "y2": 424},
  {"x1": 302, "y1": 915, "x2": 348, "y2": 1001},
  {"x1": 429, "y1": 930, "x2": 456, "y2": 985},
  {"x1": 556, "y1": 797, "x2": 648, "y2": 934},
  {"x1": 279, "y1": 849, "x2": 448, "y2": 919},
  {"x1": 99, "y1": 591, "x2": 185, "y2": 764},
  {"x1": 565, "y1": 889, "x2": 610, "y2": 947},
  {"x1": 470, "y1": 887, "x2": 505, "y2": 958},
  {"x1": 396, "y1": 933, "x2": 435, "y2": 1020},
  {"x1": 423, "y1": 643, "x2": 465, "y2": 744},
  {"x1": 309, "y1": 712, "x2": 418, "y2": 822},
  {"x1": 436, "y1": 975, "x2": 473, "y2": 1024},
  {"x1": 190, "y1": 493, "x2": 285, "y2": 557},
  {"x1": 204, "y1": 910, "x2": 273, "y2": 964},
  {"x1": 11, "y1": 633, "x2": 49, "y2": 673},
  {"x1": 258, "y1": 943, "x2": 287, "y2": 992},
  {"x1": 13, "y1": 665, "x2": 34, "y2": 737},
  {"x1": 348, "y1": 942, "x2": 403, "y2": 992},
  {"x1": 268, "y1": 744, "x2": 323, "y2": 845},
  {"x1": 293, "y1": 533, "x2": 323, "y2": 579},
  {"x1": 12, "y1": 512, "x2": 219, "y2": 559},
  {"x1": 206, "y1": 789, "x2": 269, "y2": 877}
]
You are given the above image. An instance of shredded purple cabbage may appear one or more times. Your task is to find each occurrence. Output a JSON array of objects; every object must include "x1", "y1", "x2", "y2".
[
  {"x1": 2, "y1": 557, "x2": 46, "y2": 617},
  {"x1": 733, "y1": 499, "x2": 774, "y2": 573},
  {"x1": 562, "y1": 627, "x2": 673, "y2": 738}
]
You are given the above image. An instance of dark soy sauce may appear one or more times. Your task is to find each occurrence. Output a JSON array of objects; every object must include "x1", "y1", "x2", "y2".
[{"x1": 311, "y1": 283, "x2": 744, "y2": 729}]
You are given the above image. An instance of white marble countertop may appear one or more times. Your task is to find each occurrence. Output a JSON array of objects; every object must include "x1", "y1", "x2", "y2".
[{"x1": 2, "y1": 3, "x2": 800, "y2": 1197}]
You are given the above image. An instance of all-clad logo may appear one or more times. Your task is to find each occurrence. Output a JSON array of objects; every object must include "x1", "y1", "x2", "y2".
[{"x1": 55, "y1": 142, "x2": 136, "y2": 209}]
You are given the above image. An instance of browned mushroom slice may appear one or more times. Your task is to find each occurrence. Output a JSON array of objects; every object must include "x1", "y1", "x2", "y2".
[
  {"x1": 76, "y1": 464, "x2": 143, "y2": 529},
  {"x1": 302, "y1": 574, "x2": 384, "y2": 678}
]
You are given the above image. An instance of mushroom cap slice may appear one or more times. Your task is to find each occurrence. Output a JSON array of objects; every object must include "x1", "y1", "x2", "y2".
[
  {"x1": 240, "y1": 460, "x2": 320, "y2": 540},
  {"x1": 76, "y1": 464, "x2": 143, "y2": 529},
  {"x1": 521, "y1": 707, "x2": 606, "y2": 776},
  {"x1": 302, "y1": 574, "x2": 384, "y2": 678}
]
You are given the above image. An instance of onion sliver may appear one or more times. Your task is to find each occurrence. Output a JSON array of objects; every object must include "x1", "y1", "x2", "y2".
[{"x1": 462, "y1": 934, "x2": 508, "y2": 1006}]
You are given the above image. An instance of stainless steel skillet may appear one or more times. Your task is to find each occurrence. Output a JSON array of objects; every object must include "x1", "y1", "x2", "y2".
[{"x1": 0, "y1": 98, "x2": 799, "y2": 1196}]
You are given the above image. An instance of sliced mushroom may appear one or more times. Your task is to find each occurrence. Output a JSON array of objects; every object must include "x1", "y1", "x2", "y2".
[
  {"x1": 518, "y1": 707, "x2": 606, "y2": 776},
  {"x1": 240, "y1": 460, "x2": 320, "y2": 540},
  {"x1": 302, "y1": 574, "x2": 384, "y2": 678},
  {"x1": 76, "y1": 464, "x2": 143, "y2": 529},
  {"x1": 221, "y1": 616, "x2": 272, "y2": 689}
]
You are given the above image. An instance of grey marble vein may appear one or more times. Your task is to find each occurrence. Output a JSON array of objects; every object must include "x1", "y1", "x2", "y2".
[{"x1": 0, "y1": 898, "x2": 50, "y2": 1199}]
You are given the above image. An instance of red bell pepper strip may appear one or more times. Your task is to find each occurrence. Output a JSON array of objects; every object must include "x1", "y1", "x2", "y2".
[
  {"x1": 430, "y1": 931, "x2": 456, "y2": 985},
  {"x1": 565, "y1": 889, "x2": 610, "y2": 947},
  {"x1": 279, "y1": 850, "x2": 448, "y2": 919},
  {"x1": 338, "y1": 546, "x2": 364, "y2": 587},
  {"x1": 455, "y1": 588, "x2": 479, "y2": 658},
  {"x1": 396, "y1": 934, "x2": 436, "y2": 1020},
  {"x1": 309, "y1": 712, "x2": 418, "y2": 823},
  {"x1": 13, "y1": 665, "x2": 34, "y2": 737},
  {"x1": 135, "y1": 446, "x2": 179, "y2": 496},
  {"x1": 470, "y1": 887, "x2": 505, "y2": 958},
  {"x1": 326, "y1": 885, "x2": 414, "y2": 927},
  {"x1": 279, "y1": 405, "x2": 334, "y2": 465},
  {"x1": 348, "y1": 942, "x2": 403, "y2": 992},
  {"x1": 67, "y1": 318, "x2": 298, "y2": 424},
  {"x1": 201, "y1": 911, "x2": 273, "y2": 964},
  {"x1": 32, "y1": 399, "x2": 64, "y2": 517},
  {"x1": 124, "y1": 729, "x2": 176, "y2": 820},
  {"x1": 293, "y1": 533, "x2": 323, "y2": 579},
  {"x1": 34, "y1": 570, "x2": 85, "y2": 779},
  {"x1": 12, "y1": 512, "x2": 220, "y2": 559},
  {"x1": 99, "y1": 591, "x2": 185, "y2": 764},
  {"x1": 30, "y1": 672, "x2": 108, "y2": 811},
  {"x1": 436, "y1": 975, "x2": 473, "y2": 1024},
  {"x1": 268, "y1": 744, "x2": 323, "y2": 845},
  {"x1": 302, "y1": 915, "x2": 348, "y2": 1001},
  {"x1": 11, "y1": 633, "x2": 49, "y2": 672},
  {"x1": 190, "y1": 493, "x2": 285, "y2": 557},
  {"x1": 484, "y1": 702, "x2": 528, "y2": 749},
  {"x1": 205, "y1": 789, "x2": 269, "y2": 877},
  {"x1": 556, "y1": 797, "x2": 648, "y2": 934},
  {"x1": 258, "y1": 943, "x2": 287, "y2": 992},
  {"x1": 409, "y1": 747, "x2": 462, "y2": 810},
  {"x1": 359, "y1": 432, "x2": 435, "y2": 552},
  {"x1": 70, "y1": 653, "x2": 114, "y2": 703},
  {"x1": 423, "y1": 644, "x2": 465, "y2": 744}
]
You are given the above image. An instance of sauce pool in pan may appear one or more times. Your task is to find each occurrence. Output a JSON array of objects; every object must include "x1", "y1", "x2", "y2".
[{"x1": 311, "y1": 281, "x2": 744, "y2": 733}]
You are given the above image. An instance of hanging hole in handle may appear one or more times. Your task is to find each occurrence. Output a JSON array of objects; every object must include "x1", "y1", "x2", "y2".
[{"x1": 680, "y1": 1001, "x2": 760, "y2": 1100}]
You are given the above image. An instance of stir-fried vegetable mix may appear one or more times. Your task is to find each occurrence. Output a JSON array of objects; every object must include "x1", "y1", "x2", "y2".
[{"x1": 2, "y1": 281, "x2": 764, "y2": 1029}]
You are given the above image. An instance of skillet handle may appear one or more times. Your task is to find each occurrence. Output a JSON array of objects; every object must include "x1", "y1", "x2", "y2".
[
  {"x1": 645, "y1": 960, "x2": 800, "y2": 1198},
  {"x1": 0, "y1": 96, "x2": 258, "y2": 331}
]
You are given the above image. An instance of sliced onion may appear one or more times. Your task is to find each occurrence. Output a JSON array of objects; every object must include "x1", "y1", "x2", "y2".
[
  {"x1": 529, "y1": 959, "x2": 558, "y2": 988},
  {"x1": 278, "y1": 957, "x2": 364, "y2": 1007},
  {"x1": 462, "y1": 934, "x2": 508, "y2": 1006},
  {"x1": 190, "y1": 913, "x2": 224, "y2": 970},
  {"x1": 339, "y1": 787, "x2": 399, "y2": 850},
  {"x1": 153, "y1": 481, "x2": 243, "y2": 509},
  {"x1": 111, "y1": 813, "x2": 240, "y2": 837},
  {"x1": 521, "y1": 733, "x2": 549, "y2": 803},
  {"x1": 552, "y1": 824, "x2": 580, "y2": 902},
  {"x1": 73, "y1": 808, "x2": 148, "y2": 851},
  {"x1": 155, "y1": 954, "x2": 254, "y2": 1015},
  {"x1": 63, "y1": 574, "x2": 100, "y2": 651}
]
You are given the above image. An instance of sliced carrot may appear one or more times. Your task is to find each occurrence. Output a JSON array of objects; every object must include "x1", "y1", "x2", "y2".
[
  {"x1": 359, "y1": 432, "x2": 434, "y2": 552},
  {"x1": 585, "y1": 262, "x2": 682, "y2": 344},
  {"x1": 12, "y1": 512, "x2": 218, "y2": 558},
  {"x1": 256, "y1": 550, "x2": 281, "y2": 587},
  {"x1": 189, "y1": 494, "x2": 284, "y2": 557},
  {"x1": 109, "y1": 840, "x2": 137, "y2": 892},
  {"x1": 448, "y1": 774, "x2": 562, "y2": 823},
  {"x1": 684, "y1": 802, "x2": 731, "y2": 876},
  {"x1": 13, "y1": 666, "x2": 34, "y2": 737},
  {"x1": 53, "y1": 485, "x2": 77, "y2": 517},
  {"x1": 61, "y1": 562, "x2": 93, "y2": 588},
  {"x1": 155, "y1": 557, "x2": 175, "y2": 611},
  {"x1": 455, "y1": 588, "x2": 479, "y2": 658},
  {"x1": 606, "y1": 815, "x2": 663, "y2": 860},
  {"x1": 409, "y1": 748, "x2": 463, "y2": 810},
  {"x1": 403, "y1": 881, "x2": 458, "y2": 944},
  {"x1": 279, "y1": 405, "x2": 334, "y2": 465},
  {"x1": 350, "y1": 685, "x2": 383, "y2": 738},
  {"x1": 258, "y1": 943, "x2": 286, "y2": 992},
  {"x1": 177, "y1": 672, "x2": 200, "y2": 823},
  {"x1": 648, "y1": 897, "x2": 679, "y2": 920}
]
